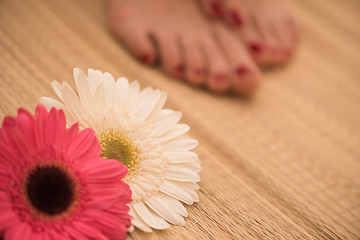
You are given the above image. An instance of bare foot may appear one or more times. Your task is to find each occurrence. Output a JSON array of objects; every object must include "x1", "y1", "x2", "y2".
[
  {"x1": 200, "y1": 0, "x2": 299, "y2": 67},
  {"x1": 108, "y1": 0, "x2": 261, "y2": 94}
]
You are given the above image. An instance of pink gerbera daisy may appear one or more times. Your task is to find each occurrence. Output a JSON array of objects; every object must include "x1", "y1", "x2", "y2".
[{"x1": 0, "y1": 105, "x2": 132, "y2": 240}]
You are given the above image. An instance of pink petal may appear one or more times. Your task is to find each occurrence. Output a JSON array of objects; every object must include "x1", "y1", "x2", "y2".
[
  {"x1": 52, "y1": 109, "x2": 66, "y2": 148},
  {"x1": 67, "y1": 128, "x2": 100, "y2": 163},
  {"x1": 0, "y1": 204, "x2": 18, "y2": 231},
  {"x1": 61, "y1": 122, "x2": 79, "y2": 151},
  {"x1": 5, "y1": 221, "x2": 33, "y2": 240},
  {"x1": 83, "y1": 158, "x2": 128, "y2": 181},
  {"x1": 44, "y1": 108, "x2": 58, "y2": 146},
  {"x1": 85, "y1": 209, "x2": 123, "y2": 229},
  {"x1": 15, "y1": 109, "x2": 36, "y2": 154},
  {"x1": 63, "y1": 225, "x2": 88, "y2": 240},
  {"x1": 33, "y1": 105, "x2": 50, "y2": 150},
  {"x1": 73, "y1": 221, "x2": 106, "y2": 239},
  {"x1": 86, "y1": 210, "x2": 128, "y2": 240},
  {"x1": 2, "y1": 116, "x2": 15, "y2": 130}
]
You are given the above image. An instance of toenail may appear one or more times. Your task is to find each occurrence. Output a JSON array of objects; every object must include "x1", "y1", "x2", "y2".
[
  {"x1": 194, "y1": 69, "x2": 204, "y2": 76},
  {"x1": 231, "y1": 10, "x2": 243, "y2": 26},
  {"x1": 139, "y1": 54, "x2": 151, "y2": 64},
  {"x1": 211, "y1": 1, "x2": 224, "y2": 17},
  {"x1": 250, "y1": 43, "x2": 262, "y2": 53},
  {"x1": 174, "y1": 65, "x2": 184, "y2": 75},
  {"x1": 236, "y1": 66, "x2": 249, "y2": 75},
  {"x1": 214, "y1": 74, "x2": 227, "y2": 84}
]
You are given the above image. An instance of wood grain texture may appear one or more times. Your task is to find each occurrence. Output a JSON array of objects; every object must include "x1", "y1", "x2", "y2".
[{"x1": 0, "y1": 0, "x2": 359, "y2": 239}]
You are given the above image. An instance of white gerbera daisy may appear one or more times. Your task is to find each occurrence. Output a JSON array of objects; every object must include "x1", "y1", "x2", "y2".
[{"x1": 40, "y1": 68, "x2": 201, "y2": 232}]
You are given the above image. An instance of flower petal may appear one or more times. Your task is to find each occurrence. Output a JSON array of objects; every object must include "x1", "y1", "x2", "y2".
[
  {"x1": 61, "y1": 82, "x2": 86, "y2": 120},
  {"x1": 163, "y1": 151, "x2": 199, "y2": 163},
  {"x1": 145, "y1": 194, "x2": 185, "y2": 226},
  {"x1": 74, "y1": 69, "x2": 94, "y2": 110},
  {"x1": 131, "y1": 201, "x2": 170, "y2": 230},
  {"x1": 164, "y1": 165, "x2": 200, "y2": 182},
  {"x1": 159, "y1": 180, "x2": 197, "y2": 205},
  {"x1": 153, "y1": 110, "x2": 182, "y2": 137},
  {"x1": 104, "y1": 72, "x2": 119, "y2": 106},
  {"x1": 116, "y1": 77, "x2": 129, "y2": 109},
  {"x1": 129, "y1": 206, "x2": 152, "y2": 232}
]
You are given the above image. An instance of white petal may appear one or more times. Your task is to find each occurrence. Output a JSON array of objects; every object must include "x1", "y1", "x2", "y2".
[
  {"x1": 61, "y1": 82, "x2": 86, "y2": 120},
  {"x1": 164, "y1": 165, "x2": 200, "y2": 182},
  {"x1": 164, "y1": 138, "x2": 199, "y2": 151},
  {"x1": 116, "y1": 77, "x2": 129, "y2": 108},
  {"x1": 52, "y1": 80, "x2": 63, "y2": 101},
  {"x1": 156, "y1": 192, "x2": 188, "y2": 217},
  {"x1": 129, "y1": 206, "x2": 152, "y2": 232},
  {"x1": 87, "y1": 68, "x2": 103, "y2": 94},
  {"x1": 73, "y1": 67, "x2": 81, "y2": 81},
  {"x1": 159, "y1": 181, "x2": 196, "y2": 205},
  {"x1": 146, "y1": 91, "x2": 167, "y2": 123},
  {"x1": 160, "y1": 124, "x2": 190, "y2": 141},
  {"x1": 104, "y1": 72, "x2": 119, "y2": 106},
  {"x1": 74, "y1": 69, "x2": 94, "y2": 110},
  {"x1": 39, "y1": 97, "x2": 65, "y2": 110},
  {"x1": 163, "y1": 151, "x2": 199, "y2": 163},
  {"x1": 131, "y1": 201, "x2": 170, "y2": 230},
  {"x1": 175, "y1": 162, "x2": 202, "y2": 173},
  {"x1": 168, "y1": 181, "x2": 200, "y2": 202},
  {"x1": 153, "y1": 110, "x2": 182, "y2": 137},
  {"x1": 93, "y1": 83, "x2": 105, "y2": 107},
  {"x1": 145, "y1": 194, "x2": 185, "y2": 226},
  {"x1": 134, "y1": 88, "x2": 161, "y2": 122},
  {"x1": 127, "y1": 81, "x2": 140, "y2": 110}
]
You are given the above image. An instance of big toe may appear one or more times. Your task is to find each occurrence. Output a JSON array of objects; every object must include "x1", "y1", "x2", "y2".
[{"x1": 215, "y1": 23, "x2": 261, "y2": 94}]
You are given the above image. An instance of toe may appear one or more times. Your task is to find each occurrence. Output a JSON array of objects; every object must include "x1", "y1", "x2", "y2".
[
  {"x1": 273, "y1": 22, "x2": 294, "y2": 63},
  {"x1": 232, "y1": 67, "x2": 261, "y2": 94},
  {"x1": 222, "y1": 0, "x2": 244, "y2": 27},
  {"x1": 182, "y1": 38, "x2": 206, "y2": 86},
  {"x1": 108, "y1": 2, "x2": 157, "y2": 65},
  {"x1": 241, "y1": 15, "x2": 272, "y2": 66},
  {"x1": 200, "y1": 0, "x2": 225, "y2": 18},
  {"x1": 203, "y1": 36, "x2": 231, "y2": 93},
  {"x1": 215, "y1": 24, "x2": 261, "y2": 94},
  {"x1": 157, "y1": 33, "x2": 184, "y2": 78},
  {"x1": 110, "y1": 20, "x2": 157, "y2": 64}
]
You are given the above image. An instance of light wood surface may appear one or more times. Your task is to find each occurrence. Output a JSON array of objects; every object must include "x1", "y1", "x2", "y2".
[{"x1": 1, "y1": 0, "x2": 360, "y2": 239}]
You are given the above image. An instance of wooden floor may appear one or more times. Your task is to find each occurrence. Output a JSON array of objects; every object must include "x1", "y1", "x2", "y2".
[{"x1": 1, "y1": 0, "x2": 360, "y2": 239}]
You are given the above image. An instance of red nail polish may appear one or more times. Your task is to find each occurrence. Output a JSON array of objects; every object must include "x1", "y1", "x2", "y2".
[
  {"x1": 140, "y1": 54, "x2": 150, "y2": 64},
  {"x1": 250, "y1": 43, "x2": 262, "y2": 53},
  {"x1": 231, "y1": 10, "x2": 243, "y2": 26},
  {"x1": 236, "y1": 66, "x2": 248, "y2": 75},
  {"x1": 174, "y1": 65, "x2": 184, "y2": 75},
  {"x1": 214, "y1": 74, "x2": 227, "y2": 84},
  {"x1": 194, "y1": 68, "x2": 204, "y2": 76},
  {"x1": 211, "y1": 1, "x2": 224, "y2": 17}
]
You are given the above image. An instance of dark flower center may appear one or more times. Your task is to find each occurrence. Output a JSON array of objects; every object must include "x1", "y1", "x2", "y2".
[{"x1": 25, "y1": 165, "x2": 76, "y2": 216}]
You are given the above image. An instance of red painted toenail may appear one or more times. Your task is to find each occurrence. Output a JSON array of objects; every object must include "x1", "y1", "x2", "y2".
[
  {"x1": 140, "y1": 55, "x2": 151, "y2": 64},
  {"x1": 214, "y1": 74, "x2": 227, "y2": 84},
  {"x1": 231, "y1": 10, "x2": 243, "y2": 26},
  {"x1": 174, "y1": 65, "x2": 184, "y2": 75},
  {"x1": 211, "y1": 1, "x2": 224, "y2": 17},
  {"x1": 236, "y1": 66, "x2": 249, "y2": 75},
  {"x1": 250, "y1": 43, "x2": 262, "y2": 53},
  {"x1": 194, "y1": 69, "x2": 204, "y2": 76}
]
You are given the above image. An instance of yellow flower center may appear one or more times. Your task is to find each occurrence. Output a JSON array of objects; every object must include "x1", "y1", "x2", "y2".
[{"x1": 98, "y1": 129, "x2": 140, "y2": 180}]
